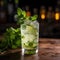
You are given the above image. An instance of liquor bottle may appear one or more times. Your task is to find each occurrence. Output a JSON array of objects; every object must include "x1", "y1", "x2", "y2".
[
  {"x1": 0, "y1": 0, "x2": 7, "y2": 23},
  {"x1": 57, "y1": 0, "x2": 60, "y2": 7},
  {"x1": 39, "y1": 6, "x2": 46, "y2": 21},
  {"x1": 14, "y1": 0, "x2": 19, "y2": 9},
  {"x1": 33, "y1": 8, "x2": 38, "y2": 15},
  {"x1": 56, "y1": 0, "x2": 60, "y2": 22},
  {"x1": 14, "y1": 0, "x2": 19, "y2": 22},
  {"x1": 54, "y1": 8, "x2": 60, "y2": 21},
  {"x1": 25, "y1": 5, "x2": 31, "y2": 16},
  {"x1": 39, "y1": 6, "x2": 46, "y2": 37},
  {"x1": 46, "y1": 7, "x2": 54, "y2": 23},
  {"x1": 7, "y1": 0, "x2": 14, "y2": 23}
]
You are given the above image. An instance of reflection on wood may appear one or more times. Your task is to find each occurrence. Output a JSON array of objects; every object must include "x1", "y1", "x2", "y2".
[{"x1": 1, "y1": 38, "x2": 60, "y2": 60}]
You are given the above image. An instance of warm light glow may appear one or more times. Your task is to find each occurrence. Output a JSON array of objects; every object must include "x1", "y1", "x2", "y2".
[
  {"x1": 26, "y1": 11, "x2": 31, "y2": 16},
  {"x1": 55, "y1": 13, "x2": 59, "y2": 20},
  {"x1": 40, "y1": 7, "x2": 46, "y2": 20},
  {"x1": 41, "y1": 14, "x2": 45, "y2": 20}
]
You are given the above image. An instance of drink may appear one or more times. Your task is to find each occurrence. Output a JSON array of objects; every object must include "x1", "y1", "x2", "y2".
[{"x1": 21, "y1": 20, "x2": 39, "y2": 55}]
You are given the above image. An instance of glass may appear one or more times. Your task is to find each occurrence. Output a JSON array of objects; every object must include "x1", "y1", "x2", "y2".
[{"x1": 21, "y1": 20, "x2": 39, "y2": 55}]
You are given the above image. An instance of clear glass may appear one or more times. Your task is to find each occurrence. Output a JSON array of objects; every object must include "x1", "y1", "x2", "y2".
[{"x1": 21, "y1": 20, "x2": 39, "y2": 55}]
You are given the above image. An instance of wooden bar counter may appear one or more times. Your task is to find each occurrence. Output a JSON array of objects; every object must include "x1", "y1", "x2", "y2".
[{"x1": 0, "y1": 38, "x2": 60, "y2": 60}]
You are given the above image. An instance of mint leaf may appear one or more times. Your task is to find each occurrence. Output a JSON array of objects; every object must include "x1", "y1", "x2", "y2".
[
  {"x1": 22, "y1": 11, "x2": 26, "y2": 17},
  {"x1": 17, "y1": 8, "x2": 22, "y2": 16},
  {"x1": 31, "y1": 15, "x2": 38, "y2": 21}
]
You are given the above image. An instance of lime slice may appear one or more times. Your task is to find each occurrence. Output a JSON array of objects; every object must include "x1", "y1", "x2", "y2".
[{"x1": 26, "y1": 25, "x2": 37, "y2": 35}]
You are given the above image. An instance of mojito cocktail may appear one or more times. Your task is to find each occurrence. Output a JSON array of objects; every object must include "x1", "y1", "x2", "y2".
[{"x1": 21, "y1": 20, "x2": 39, "y2": 55}]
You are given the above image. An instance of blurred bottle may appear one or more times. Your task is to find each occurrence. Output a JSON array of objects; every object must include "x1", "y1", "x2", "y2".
[
  {"x1": 54, "y1": 8, "x2": 60, "y2": 21},
  {"x1": 7, "y1": 0, "x2": 14, "y2": 23},
  {"x1": 14, "y1": 0, "x2": 19, "y2": 22},
  {"x1": 0, "y1": 0, "x2": 7, "y2": 23},
  {"x1": 25, "y1": 5, "x2": 31, "y2": 16},
  {"x1": 14, "y1": 0, "x2": 19, "y2": 9},
  {"x1": 33, "y1": 8, "x2": 38, "y2": 15},
  {"x1": 39, "y1": 6, "x2": 46, "y2": 21},
  {"x1": 46, "y1": 7, "x2": 54, "y2": 23},
  {"x1": 57, "y1": 0, "x2": 60, "y2": 7},
  {"x1": 52, "y1": 9, "x2": 55, "y2": 21},
  {"x1": 56, "y1": 0, "x2": 60, "y2": 22}
]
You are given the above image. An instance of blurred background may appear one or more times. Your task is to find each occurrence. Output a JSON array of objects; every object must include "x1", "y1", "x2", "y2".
[{"x1": 0, "y1": 0, "x2": 60, "y2": 38}]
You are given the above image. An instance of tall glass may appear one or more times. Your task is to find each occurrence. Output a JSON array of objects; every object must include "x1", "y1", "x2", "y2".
[{"x1": 21, "y1": 20, "x2": 39, "y2": 55}]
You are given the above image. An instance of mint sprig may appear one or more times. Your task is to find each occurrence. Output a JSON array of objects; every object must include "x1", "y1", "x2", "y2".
[
  {"x1": 0, "y1": 27, "x2": 21, "y2": 52},
  {"x1": 16, "y1": 8, "x2": 38, "y2": 24}
]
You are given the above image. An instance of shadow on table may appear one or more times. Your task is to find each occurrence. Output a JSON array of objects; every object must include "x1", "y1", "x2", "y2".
[
  {"x1": 0, "y1": 52, "x2": 21, "y2": 60},
  {"x1": 21, "y1": 54, "x2": 39, "y2": 60},
  {"x1": 0, "y1": 52, "x2": 39, "y2": 60}
]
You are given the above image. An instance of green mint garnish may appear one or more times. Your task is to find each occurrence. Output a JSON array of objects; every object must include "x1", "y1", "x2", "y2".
[{"x1": 16, "y1": 8, "x2": 38, "y2": 24}]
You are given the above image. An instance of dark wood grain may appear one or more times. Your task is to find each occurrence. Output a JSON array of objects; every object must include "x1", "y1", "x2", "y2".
[{"x1": 1, "y1": 38, "x2": 60, "y2": 60}]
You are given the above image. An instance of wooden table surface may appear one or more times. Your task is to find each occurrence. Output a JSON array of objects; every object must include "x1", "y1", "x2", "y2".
[{"x1": 0, "y1": 38, "x2": 60, "y2": 60}]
